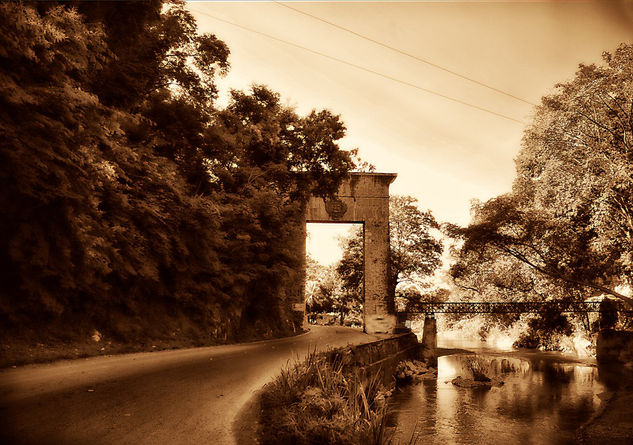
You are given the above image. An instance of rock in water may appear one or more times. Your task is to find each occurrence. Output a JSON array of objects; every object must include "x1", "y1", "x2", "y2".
[
  {"x1": 395, "y1": 359, "x2": 437, "y2": 385},
  {"x1": 451, "y1": 376, "x2": 504, "y2": 388}
]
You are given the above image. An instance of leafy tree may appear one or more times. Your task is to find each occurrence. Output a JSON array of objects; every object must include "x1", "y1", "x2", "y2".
[
  {"x1": 454, "y1": 44, "x2": 633, "y2": 307},
  {"x1": 70, "y1": 0, "x2": 232, "y2": 196},
  {"x1": 452, "y1": 198, "x2": 595, "y2": 301},
  {"x1": 0, "y1": 3, "x2": 113, "y2": 317},
  {"x1": 336, "y1": 196, "x2": 443, "y2": 310},
  {"x1": 336, "y1": 226, "x2": 364, "y2": 303},
  {"x1": 305, "y1": 256, "x2": 343, "y2": 314},
  {"x1": 0, "y1": 3, "x2": 234, "y2": 341},
  {"x1": 65, "y1": 0, "x2": 229, "y2": 109},
  {"x1": 305, "y1": 253, "x2": 363, "y2": 325},
  {"x1": 389, "y1": 195, "x2": 443, "y2": 290},
  {"x1": 305, "y1": 255, "x2": 326, "y2": 310},
  {"x1": 206, "y1": 85, "x2": 355, "y2": 330},
  {"x1": 448, "y1": 44, "x2": 633, "y2": 348},
  {"x1": 213, "y1": 86, "x2": 353, "y2": 200},
  {"x1": 0, "y1": 1, "x2": 357, "y2": 348}
]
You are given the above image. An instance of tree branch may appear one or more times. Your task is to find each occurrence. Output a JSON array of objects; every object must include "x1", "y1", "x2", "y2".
[{"x1": 493, "y1": 243, "x2": 633, "y2": 307}]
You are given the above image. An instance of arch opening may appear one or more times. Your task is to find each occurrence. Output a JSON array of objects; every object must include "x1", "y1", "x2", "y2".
[{"x1": 291, "y1": 172, "x2": 398, "y2": 334}]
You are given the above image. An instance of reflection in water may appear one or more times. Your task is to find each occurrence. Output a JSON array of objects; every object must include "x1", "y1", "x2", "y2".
[{"x1": 389, "y1": 353, "x2": 604, "y2": 445}]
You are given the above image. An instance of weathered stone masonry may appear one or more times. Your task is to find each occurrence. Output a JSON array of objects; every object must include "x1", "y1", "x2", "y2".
[{"x1": 294, "y1": 172, "x2": 397, "y2": 334}]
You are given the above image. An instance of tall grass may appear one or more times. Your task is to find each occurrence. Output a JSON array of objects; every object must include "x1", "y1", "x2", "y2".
[
  {"x1": 464, "y1": 356, "x2": 491, "y2": 382},
  {"x1": 259, "y1": 349, "x2": 392, "y2": 445}
]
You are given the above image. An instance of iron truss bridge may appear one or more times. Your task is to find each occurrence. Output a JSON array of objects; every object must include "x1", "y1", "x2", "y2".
[{"x1": 404, "y1": 301, "x2": 633, "y2": 314}]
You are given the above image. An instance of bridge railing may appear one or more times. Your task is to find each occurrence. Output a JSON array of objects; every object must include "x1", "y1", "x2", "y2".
[{"x1": 401, "y1": 301, "x2": 633, "y2": 314}]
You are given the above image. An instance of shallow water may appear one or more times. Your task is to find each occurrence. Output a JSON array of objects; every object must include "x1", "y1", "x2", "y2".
[{"x1": 389, "y1": 346, "x2": 607, "y2": 445}]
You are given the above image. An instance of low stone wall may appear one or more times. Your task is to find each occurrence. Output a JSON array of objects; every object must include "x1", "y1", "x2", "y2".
[
  {"x1": 323, "y1": 332, "x2": 420, "y2": 386},
  {"x1": 597, "y1": 329, "x2": 633, "y2": 364}
]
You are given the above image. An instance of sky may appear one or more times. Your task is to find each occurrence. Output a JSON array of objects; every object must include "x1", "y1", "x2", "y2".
[{"x1": 187, "y1": 0, "x2": 633, "y2": 264}]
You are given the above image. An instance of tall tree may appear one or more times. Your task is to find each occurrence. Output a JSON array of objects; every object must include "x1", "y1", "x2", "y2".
[
  {"x1": 305, "y1": 256, "x2": 346, "y2": 315},
  {"x1": 67, "y1": 0, "x2": 229, "y2": 109},
  {"x1": 389, "y1": 195, "x2": 443, "y2": 290},
  {"x1": 336, "y1": 196, "x2": 443, "y2": 305},
  {"x1": 336, "y1": 226, "x2": 365, "y2": 313},
  {"x1": 453, "y1": 43, "x2": 633, "y2": 307}
]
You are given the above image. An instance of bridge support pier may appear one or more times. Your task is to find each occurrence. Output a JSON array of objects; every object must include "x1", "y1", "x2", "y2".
[{"x1": 420, "y1": 314, "x2": 437, "y2": 365}]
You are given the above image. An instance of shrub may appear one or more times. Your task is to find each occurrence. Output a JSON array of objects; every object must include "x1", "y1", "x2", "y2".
[
  {"x1": 259, "y1": 350, "x2": 392, "y2": 445},
  {"x1": 463, "y1": 356, "x2": 491, "y2": 382}
]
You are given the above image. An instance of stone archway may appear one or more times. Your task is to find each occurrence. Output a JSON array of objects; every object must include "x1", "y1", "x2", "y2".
[{"x1": 296, "y1": 172, "x2": 397, "y2": 334}]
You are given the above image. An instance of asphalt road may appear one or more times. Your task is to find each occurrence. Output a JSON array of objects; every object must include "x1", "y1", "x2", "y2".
[{"x1": 0, "y1": 326, "x2": 379, "y2": 445}]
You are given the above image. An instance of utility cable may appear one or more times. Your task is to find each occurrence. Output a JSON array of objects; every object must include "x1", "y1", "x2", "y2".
[
  {"x1": 191, "y1": 8, "x2": 527, "y2": 124},
  {"x1": 275, "y1": 1, "x2": 536, "y2": 106}
]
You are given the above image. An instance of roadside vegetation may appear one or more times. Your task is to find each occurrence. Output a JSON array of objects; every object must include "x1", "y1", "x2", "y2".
[
  {"x1": 0, "y1": 1, "x2": 363, "y2": 365},
  {"x1": 259, "y1": 349, "x2": 391, "y2": 445}
]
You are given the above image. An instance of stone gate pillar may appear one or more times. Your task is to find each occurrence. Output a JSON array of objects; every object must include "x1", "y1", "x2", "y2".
[
  {"x1": 363, "y1": 217, "x2": 394, "y2": 333},
  {"x1": 291, "y1": 215, "x2": 308, "y2": 331},
  {"x1": 303, "y1": 172, "x2": 397, "y2": 334}
]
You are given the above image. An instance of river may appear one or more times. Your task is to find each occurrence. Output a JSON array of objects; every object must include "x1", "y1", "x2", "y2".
[{"x1": 388, "y1": 337, "x2": 612, "y2": 444}]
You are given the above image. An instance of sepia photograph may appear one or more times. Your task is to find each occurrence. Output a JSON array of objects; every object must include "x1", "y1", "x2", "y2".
[{"x1": 1, "y1": 0, "x2": 633, "y2": 443}]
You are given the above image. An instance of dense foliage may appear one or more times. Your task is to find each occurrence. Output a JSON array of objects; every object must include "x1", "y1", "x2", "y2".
[
  {"x1": 337, "y1": 196, "x2": 442, "y2": 293},
  {"x1": 326, "y1": 196, "x2": 443, "y2": 316},
  {"x1": 335, "y1": 226, "x2": 365, "y2": 315},
  {"x1": 304, "y1": 231, "x2": 365, "y2": 326},
  {"x1": 389, "y1": 196, "x2": 443, "y2": 294},
  {"x1": 305, "y1": 256, "x2": 355, "y2": 317},
  {"x1": 0, "y1": 1, "x2": 355, "y2": 348},
  {"x1": 450, "y1": 44, "x2": 633, "y2": 346}
]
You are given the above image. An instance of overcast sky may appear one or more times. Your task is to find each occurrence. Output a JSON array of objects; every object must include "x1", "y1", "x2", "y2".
[{"x1": 188, "y1": 0, "x2": 633, "y2": 264}]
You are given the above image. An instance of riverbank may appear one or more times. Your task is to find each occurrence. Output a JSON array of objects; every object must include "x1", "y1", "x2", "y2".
[
  {"x1": 578, "y1": 365, "x2": 633, "y2": 443},
  {"x1": 255, "y1": 333, "x2": 419, "y2": 444}
]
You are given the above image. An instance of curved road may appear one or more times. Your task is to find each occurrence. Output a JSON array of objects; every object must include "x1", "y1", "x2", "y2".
[{"x1": 0, "y1": 326, "x2": 379, "y2": 445}]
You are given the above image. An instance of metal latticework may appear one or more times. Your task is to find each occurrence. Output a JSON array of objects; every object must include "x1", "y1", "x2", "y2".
[{"x1": 404, "y1": 301, "x2": 631, "y2": 314}]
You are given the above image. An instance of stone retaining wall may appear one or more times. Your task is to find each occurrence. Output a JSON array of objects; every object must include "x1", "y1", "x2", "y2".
[
  {"x1": 323, "y1": 332, "x2": 420, "y2": 385},
  {"x1": 597, "y1": 329, "x2": 633, "y2": 364}
]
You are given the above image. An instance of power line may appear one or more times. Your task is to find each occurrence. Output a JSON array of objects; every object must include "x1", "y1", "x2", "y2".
[
  {"x1": 191, "y1": 8, "x2": 526, "y2": 124},
  {"x1": 275, "y1": 1, "x2": 537, "y2": 107}
]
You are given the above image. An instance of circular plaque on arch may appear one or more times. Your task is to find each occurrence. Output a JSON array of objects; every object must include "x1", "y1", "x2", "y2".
[{"x1": 325, "y1": 198, "x2": 347, "y2": 220}]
